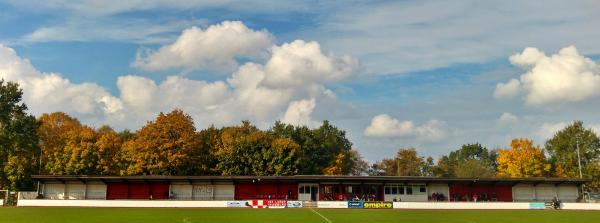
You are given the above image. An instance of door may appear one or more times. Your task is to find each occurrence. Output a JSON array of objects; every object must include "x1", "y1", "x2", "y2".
[
  {"x1": 298, "y1": 184, "x2": 319, "y2": 201},
  {"x1": 310, "y1": 186, "x2": 318, "y2": 201}
]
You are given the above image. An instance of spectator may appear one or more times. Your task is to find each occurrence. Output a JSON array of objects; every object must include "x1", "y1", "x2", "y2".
[{"x1": 473, "y1": 193, "x2": 478, "y2": 202}]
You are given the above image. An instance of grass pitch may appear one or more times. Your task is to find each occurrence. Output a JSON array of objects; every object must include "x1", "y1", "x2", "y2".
[{"x1": 2, "y1": 207, "x2": 600, "y2": 223}]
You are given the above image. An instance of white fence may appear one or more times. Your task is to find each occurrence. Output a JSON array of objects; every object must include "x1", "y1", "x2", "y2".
[{"x1": 17, "y1": 200, "x2": 228, "y2": 208}]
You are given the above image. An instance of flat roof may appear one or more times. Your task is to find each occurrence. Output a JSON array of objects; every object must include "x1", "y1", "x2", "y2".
[{"x1": 32, "y1": 175, "x2": 590, "y2": 185}]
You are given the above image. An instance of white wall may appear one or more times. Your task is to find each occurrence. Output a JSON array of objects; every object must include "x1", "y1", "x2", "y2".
[
  {"x1": 170, "y1": 184, "x2": 234, "y2": 200},
  {"x1": 394, "y1": 202, "x2": 531, "y2": 209},
  {"x1": 562, "y1": 203, "x2": 600, "y2": 210},
  {"x1": 535, "y1": 184, "x2": 555, "y2": 202},
  {"x1": 513, "y1": 184, "x2": 534, "y2": 201},
  {"x1": 65, "y1": 183, "x2": 86, "y2": 200},
  {"x1": 44, "y1": 183, "x2": 65, "y2": 199},
  {"x1": 513, "y1": 184, "x2": 579, "y2": 202},
  {"x1": 214, "y1": 184, "x2": 234, "y2": 200},
  {"x1": 85, "y1": 183, "x2": 106, "y2": 199},
  {"x1": 17, "y1": 200, "x2": 227, "y2": 207},
  {"x1": 557, "y1": 185, "x2": 578, "y2": 202},
  {"x1": 171, "y1": 184, "x2": 193, "y2": 200}
]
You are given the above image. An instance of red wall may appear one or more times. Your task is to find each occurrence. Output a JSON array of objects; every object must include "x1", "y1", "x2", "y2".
[
  {"x1": 449, "y1": 185, "x2": 512, "y2": 202},
  {"x1": 106, "y1": 182, "x2": 128, "y2": 199},
  {"x1": 235, "y1": 183, "x2": 297, "y2": 200},
  {"x1": 106, "y1": 182, "x2": 169, "y2": 200}
]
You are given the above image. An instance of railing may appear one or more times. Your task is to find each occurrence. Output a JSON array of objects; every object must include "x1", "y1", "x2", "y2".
[{"x1": 18, "y1": 191, "x2": 38, "y2": 200}]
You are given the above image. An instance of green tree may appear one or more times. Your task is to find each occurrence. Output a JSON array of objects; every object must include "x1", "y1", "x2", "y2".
[
  {"x1": 215, "y1": 121, "x2": 301, "y2": 176},
  {"x1": 434, "y1": 143, "x2": 497, "y2": 177},
  {"x1": 0, "y1": 80, "x2": 40, "y2": 190},
  {"x1": 545, "y1": 121, "x2": 600, "y2": 189}
]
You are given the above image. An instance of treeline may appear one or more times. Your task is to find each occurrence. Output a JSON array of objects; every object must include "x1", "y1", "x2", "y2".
[
  {"x1": 1, "y1": 80, "x2": 600, "y2": 191},
  {"x1": 38, "y1": 111, "x2": 360, "y2": 178},
  {"x1": 370, "y1": 123, "x2": 600, "y2": 189},
  {"x1": 0, "y1": 80, "x2": 362, "y2": 190}
]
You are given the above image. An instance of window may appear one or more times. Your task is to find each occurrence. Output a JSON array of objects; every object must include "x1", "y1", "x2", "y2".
[
  {"x1": 406, "y1": 187, "x2": 413, "y2": 195},
  {"x1": 398, "y1": 187, "x2": 405, "y2": 195},
  {"x1": 299, "y1": 186, "x2": 305, "y2": 194},
  {"x1": 420, "y1": 187, "x2": 426, "y2": 193},
  {"x1": 391, "y1": 186, "x2": 398, "y2": 194},
  {"x1": 384, "y1": 187, "x2": 391, "y2": 194}
]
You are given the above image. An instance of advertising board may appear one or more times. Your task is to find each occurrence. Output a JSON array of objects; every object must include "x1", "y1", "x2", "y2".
[{"x1": 363, "y1": 201, "x2": 393, "y2": 209}]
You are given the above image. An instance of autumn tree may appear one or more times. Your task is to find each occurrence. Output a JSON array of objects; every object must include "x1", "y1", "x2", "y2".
[
  {"x1": 122, "y1": 109, "x2": 204, "y2": 175},
  {"x1": 375, "y1": 148, "x2": 430, "y2": 176},
  {"x1": 496, "y1": 138, "x2": 551, "y2": 177},
  {"x1": 0, "y1": 80, "x2": 40, "y2": 190},
  {"x1": 38, "y1": 112, "x2": 83, "y2": 174}
]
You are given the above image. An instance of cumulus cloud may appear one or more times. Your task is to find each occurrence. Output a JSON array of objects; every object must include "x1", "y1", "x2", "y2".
[
  {"x1": 495, "y1": 46, "x2": 600, "y2": 105},
  {"x1": 536, "y1": 122, "x2": 567, "y2": 140},
  {"x1": 132, "y1": 21, "x2": 273, "y2": 71},
  {"x1": 281, "y1": 98, "x2": 318, "y2": 127},
  {"x1": 364, "y1": 114, "x2": 446, "y2": 142},
  {"x1": 496, "y1": 112, "x2": 519, "y2": 126},
  {"x1": 262, "y1": 40, "x2": 360, "y2": 87},
  {"x1": 493, "y1": 79, "x2": 520, "y2": 99},
  {"x1": 0, "y1": 44, "x2": 123, "y2": 120},
  {"x1": 0, "y1": 21, "x2": 359, "y2": 130}
]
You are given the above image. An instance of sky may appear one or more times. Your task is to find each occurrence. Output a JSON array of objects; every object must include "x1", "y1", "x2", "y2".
[{"x1": 1, "y1": 0, "x2": 600, "y2": 162}]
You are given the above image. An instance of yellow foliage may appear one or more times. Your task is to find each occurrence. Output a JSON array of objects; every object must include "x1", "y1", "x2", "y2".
[{"x1": 496, "y1": 138, "x2": 551, "y2": 177}]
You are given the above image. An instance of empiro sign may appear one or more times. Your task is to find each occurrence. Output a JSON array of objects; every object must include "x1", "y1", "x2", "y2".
[{"x1": 348, "y1": 201, "x2": 393, "y2": 209}]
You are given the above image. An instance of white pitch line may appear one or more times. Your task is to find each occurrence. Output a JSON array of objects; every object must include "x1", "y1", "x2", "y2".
[{"x1": 309, "y1": 208, "x2": 333, "y2": 223}]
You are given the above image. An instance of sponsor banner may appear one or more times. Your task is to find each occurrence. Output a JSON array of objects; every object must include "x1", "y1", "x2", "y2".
[
  {"x1": 227, "y1": 201, "x2": 248, "y2": 208},
  {"x1": 287, "y1": 201, "x2": 303, "y2": 208},
  {"x1": 529, "y1": 202, "x2": 546, "y2": 210},
  {"x1": 363, "y1": 202, "x2": 393, "y2": 209},
  {"x1": 348, "y1": 201, "x2": 363, "y2": 209},
  {"x1": 267, "y1": 200, "x2": 287, "y2": 208},
  {"x1": 318, "y1": 201, "x2": 348, "y2": 208}
]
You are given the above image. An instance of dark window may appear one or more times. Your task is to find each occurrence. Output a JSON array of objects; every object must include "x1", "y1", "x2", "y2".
[
  {"x1": 420, "y1": 187, "x2": 426, "y2": 193},
  {"x1": 384, "y1": 187, "x2": 391, "y2": 194},
  {"x1": 391, "y1": 187, "x2": 398, "y2": 194},
  {"x1": 300, "y1": 186, "x2": 305, "y2": 194},
  {"x1": 399, "y1": 187, "x2": 405, "y2": 195},
  {"x1": 406, "y1": 187, "x2": 413, "y2": 195}
]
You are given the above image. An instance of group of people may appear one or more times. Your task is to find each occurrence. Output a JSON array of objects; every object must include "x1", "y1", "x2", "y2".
[
  {"x1": 451, "y1": 192, "x2": 498, "y2": 202},
  {"x1": 429, "y1": 192, "x2": 446, "y2": 201}
]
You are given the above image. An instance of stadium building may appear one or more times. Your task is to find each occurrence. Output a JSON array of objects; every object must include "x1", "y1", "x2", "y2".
[{"x1": 30, "y1": 175, "x2": 587, "y2": 203}]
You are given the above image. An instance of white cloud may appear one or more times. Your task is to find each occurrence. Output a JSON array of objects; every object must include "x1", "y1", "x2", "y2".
[
  {"x1": 496, "y1": 112, "x2": 519, "y2": 126},
  {"x1": 0, "y1": 44, "x2": 122, "y2": 120},
  {"x1": 1, "y1": 21, "x2": 359, "y2": 130},
  {"x1": 495, "y1": 46, "x2": 600, "y2": 105},
  {"x1": 281, "y1": 98, "x2": 318, "y2": 127},
  {"x1": 262, "y1": 40, "x2": 360, "y2": 87},
  {"x1": 364, "y1": 114, "x2": 446, "y2": 142},
  {"x1": 493, "y1": 79, "x2": 521, "y2": 99},
  {"x1": 537, "y1": 122, "x2": 567, "y2": 140},
  {"x1": 132, "y1": 21, "x2": 273, "y2": 71}
]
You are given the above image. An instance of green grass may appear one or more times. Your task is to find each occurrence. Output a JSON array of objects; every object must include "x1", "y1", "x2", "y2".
[{"x1": 1, "y1": 207, "x2": 600, "y2": 223}]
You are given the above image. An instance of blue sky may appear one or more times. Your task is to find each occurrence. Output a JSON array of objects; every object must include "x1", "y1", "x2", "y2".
[{"x1": 1, "y1": 0, "x2": 600, "y2": 161}]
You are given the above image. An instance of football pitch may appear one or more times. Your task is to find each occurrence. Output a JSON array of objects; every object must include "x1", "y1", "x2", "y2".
[{"x1": 2, "y1": 207, "x2": 600, "y2": 223}]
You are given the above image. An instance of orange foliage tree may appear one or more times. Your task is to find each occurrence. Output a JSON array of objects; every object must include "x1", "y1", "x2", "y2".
[
  {"x1": 121, "y1": 109, "x2": 204, "y2": 175},
  {"x1": 496, "y1": 138, "x2": 551, "y2": 177}
]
